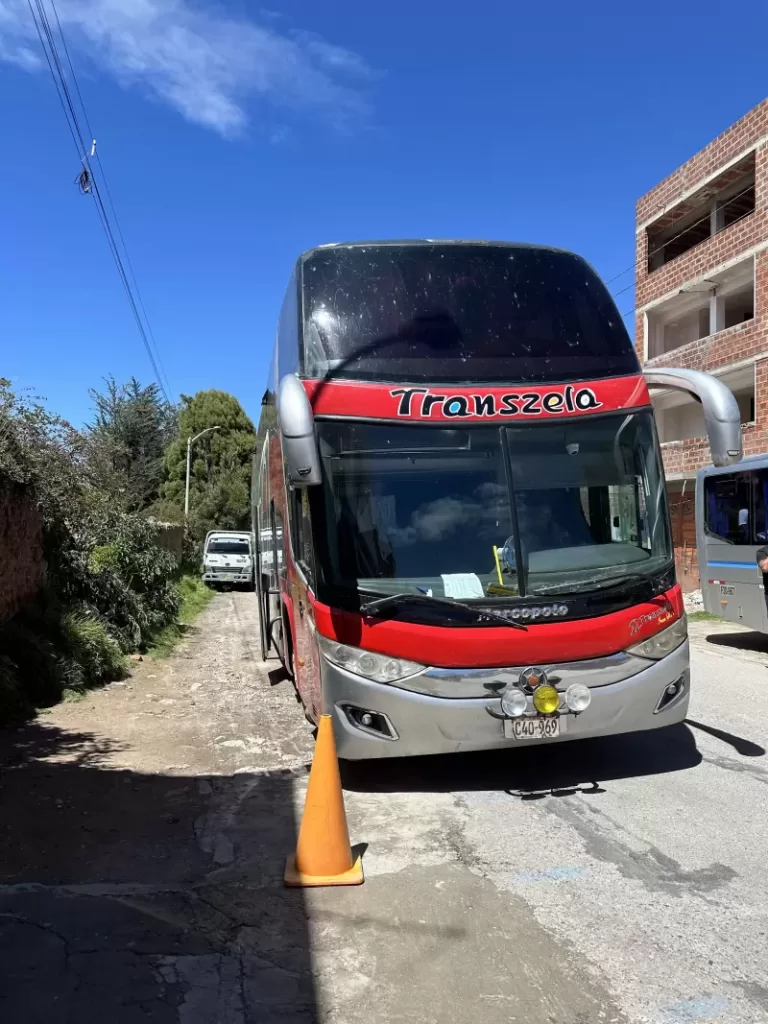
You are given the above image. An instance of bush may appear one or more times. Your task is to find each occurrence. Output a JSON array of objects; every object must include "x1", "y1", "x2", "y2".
[
  {"x1": 52, "y1": 497, "x2": 180, "y2": 653},
  {"x1": 0, "y1": 606, "x2": 70, "y2": 719},
  {"x1": 61, "y1": 613, "x2": 126, "y2": 688},
  {"x1": 0, "y1": 602, "x2": 128, "y2": 721},
  {"x1": 147, "y1": 573, "x2": 214, "y2": 658},
  {"x1": 0, "y1": 379, "x2": 184, "y2": 720}
]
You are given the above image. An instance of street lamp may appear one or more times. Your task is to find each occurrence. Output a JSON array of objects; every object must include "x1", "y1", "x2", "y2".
[{"x1": 185, "y1": 426, "x2": 221, "y2": 519}]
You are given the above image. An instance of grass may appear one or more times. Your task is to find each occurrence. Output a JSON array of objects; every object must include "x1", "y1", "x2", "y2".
[
  {"x1": 147, "y1": 572, "x2": 215, "y2": 658},
  {"x1": 62, "y1": 688, "x2": 88, "y2": 703},
  {"x1": 687, "y1": 611, "x2": 724, "y2": 622}
]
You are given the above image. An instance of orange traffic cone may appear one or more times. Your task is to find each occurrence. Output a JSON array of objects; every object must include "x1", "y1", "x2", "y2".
[{"x1": 284, "y1": 714, "x2": 364, "y2": 888}]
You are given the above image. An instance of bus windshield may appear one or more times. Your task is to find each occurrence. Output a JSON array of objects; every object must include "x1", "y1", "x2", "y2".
[
  {"x1": 302, "y1": 244, "x2": 639, "y2": 384},
  {"x1": 314, "y1": 412, "x2": 672, "y2": 601}
]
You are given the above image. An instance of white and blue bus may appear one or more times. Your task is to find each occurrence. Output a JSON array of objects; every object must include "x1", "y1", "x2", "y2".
[{"x1": 696, "y1": 455, "x2": 768, "y2": 631}]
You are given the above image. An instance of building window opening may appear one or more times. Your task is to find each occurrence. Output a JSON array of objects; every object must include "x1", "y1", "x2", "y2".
[
  {"x1": 718, "y1": 183, "x2": 756, "y2": 231},
  {"x1": 723, "y1": 282, "x2": 754, "y2": 329},
  {"x1": 646, "y1": 255, "x2": 754, "y2": 358},
  {"x1": 647, "y1": 156, "x2": 755, "y2": 272}
]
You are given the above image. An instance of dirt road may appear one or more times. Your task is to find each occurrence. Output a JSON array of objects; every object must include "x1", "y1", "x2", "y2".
[{"x1": 2, "y1": 592, "x2": 768, "y2": 1023}]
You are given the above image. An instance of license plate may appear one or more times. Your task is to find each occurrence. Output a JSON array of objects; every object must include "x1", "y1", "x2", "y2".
[
  {"x1": 504, "y1": 716, "x2": 564, "y2": 740},
  {"x1": 719, "y1": 585, "x2": 734, "y2": 596}
]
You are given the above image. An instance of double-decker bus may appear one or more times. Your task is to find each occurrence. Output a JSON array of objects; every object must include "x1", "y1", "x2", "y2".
[{"x1": 253, "y1": 240, "x2": 742, "y2": 760}]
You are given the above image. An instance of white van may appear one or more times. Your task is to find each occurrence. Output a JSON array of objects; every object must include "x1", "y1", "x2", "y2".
[{"x1": 202, "y1": 531, "x2": 254, "y2": 589}]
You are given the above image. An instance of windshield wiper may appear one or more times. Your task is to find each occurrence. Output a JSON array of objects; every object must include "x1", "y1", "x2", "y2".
[
  {"x1": 358, "y1": 592, "x2": 528, "y2": 631},
  {"x1": 534, "y1": 570, "x2": 672, "y2": 597}
]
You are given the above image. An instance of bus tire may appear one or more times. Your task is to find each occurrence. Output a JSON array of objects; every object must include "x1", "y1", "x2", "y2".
[{"x1": 282, "y1": 610, "x2": 296, "y2": 680}]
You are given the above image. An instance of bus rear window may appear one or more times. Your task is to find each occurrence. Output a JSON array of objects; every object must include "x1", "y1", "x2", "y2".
[{"x1": 302, "y1": 244, "x2": 639, "y2": 385}]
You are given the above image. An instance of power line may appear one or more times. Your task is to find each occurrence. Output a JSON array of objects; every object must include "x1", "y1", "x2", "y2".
[
  {"x1": 46, "y1": 0, "x2": 174, "y2": 403},
  {"x1": 26, "y1": 0, "x2": 174, "y2": 406}
]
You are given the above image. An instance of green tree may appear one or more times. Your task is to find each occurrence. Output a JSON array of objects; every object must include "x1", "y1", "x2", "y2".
[
  {"x1": 162, "y1": 390, "x2": 257, "y2": 538},
  {"x1": 84, "y1": 376, "x2": 178, "y2": 514},
  {"x1": 0, "y1": 379, "x2": 180, "y2": 718}
]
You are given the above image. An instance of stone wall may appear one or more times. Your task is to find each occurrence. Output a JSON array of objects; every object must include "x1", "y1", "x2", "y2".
[
  {"x1": 149, "y1": 520, "x2": 184, "y2": 564},
  {"x1": 0, "y1": 477, "x2": 45, "y2": 624}
]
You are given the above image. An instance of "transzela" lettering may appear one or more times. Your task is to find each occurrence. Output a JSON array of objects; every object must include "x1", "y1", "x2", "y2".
[{"x1": 389, "y1": 386, "x2": 603, "y2": 418}]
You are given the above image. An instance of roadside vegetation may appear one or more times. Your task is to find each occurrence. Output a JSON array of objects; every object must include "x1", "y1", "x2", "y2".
[
  {"x1": 0, "y1": 377, "x2": 256, "y2": 722},
  {"x1": 147, "y1": 573, "x2": 215, "y2": 659}
]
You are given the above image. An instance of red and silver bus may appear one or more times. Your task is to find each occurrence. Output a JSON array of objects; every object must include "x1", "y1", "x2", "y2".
[{"x1": 253, "y1": 240, "x2": 742, "y2": 760}]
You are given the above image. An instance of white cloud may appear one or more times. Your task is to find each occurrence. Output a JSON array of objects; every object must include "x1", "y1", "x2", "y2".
[{"x1": 0, "y1": 0, "x2": 373, "y2": 137}]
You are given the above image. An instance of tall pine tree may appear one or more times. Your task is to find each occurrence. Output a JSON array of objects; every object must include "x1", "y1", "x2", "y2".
[{"x1": 161, "y1": 390, "x2": 257, "y2": 537}]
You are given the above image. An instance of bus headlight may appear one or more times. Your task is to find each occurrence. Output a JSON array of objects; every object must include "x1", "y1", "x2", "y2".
[
  {"x1": 500, "y1": 686, "x2": 527, "y2": 717},
  {"x1": 316, "y1": 635, "x2": 424, "y2": 684},
  {"x1": 626, "y1": 616, "x2": 688, "y2": 660},
  {"x1": 565, "y1": 683, "x2": 591, "y2": 712},
  {"x1": 532, "y1": 684, "x2": 560, "y2": 715}
]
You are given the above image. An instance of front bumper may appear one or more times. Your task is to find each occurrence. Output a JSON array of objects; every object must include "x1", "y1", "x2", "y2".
[
  {"x1": 322, "y1": 640, "x2": 690, "y2": 760},
  {"x1": 203, "y1": 571, "x2": 253, "y2": 584}
]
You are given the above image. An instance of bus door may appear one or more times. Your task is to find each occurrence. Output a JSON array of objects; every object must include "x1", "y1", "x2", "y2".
[
  {"x1": 255, "y1": 437, "x2": 287, "y2": 662},
  {"x1": 288, "y1": 487, "x2": 323, "y2": 720},
  {"x1": 700, "y1": 469, "x2": 767, "y2": 632}
]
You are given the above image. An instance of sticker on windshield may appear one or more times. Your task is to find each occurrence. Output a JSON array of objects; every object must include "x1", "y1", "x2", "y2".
[{"x1": 441, "y1": 573, "x2": 485, "y2": 599}]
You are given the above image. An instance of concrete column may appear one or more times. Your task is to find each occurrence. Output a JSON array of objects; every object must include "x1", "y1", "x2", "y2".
[
  {"x1": 709, "y1": 290, "x2": 725, "y2": 335},
  {"x1": 710, "y1": 199, "x2": 723, "y2": 236}
]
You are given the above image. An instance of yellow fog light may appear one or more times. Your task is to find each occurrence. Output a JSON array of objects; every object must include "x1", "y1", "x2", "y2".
[{"x1": 532, "y1": 684, "x2": 560, "y2": 716}]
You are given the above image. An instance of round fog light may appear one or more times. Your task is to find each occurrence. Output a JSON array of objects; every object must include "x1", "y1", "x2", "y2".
[
  {"x1": 532, "y1": 684, "x2": 560, "y2": 715},
  {"x1": 500, "y1": 686, "x2": 527, "y2": 717},
  {"x1": 565, "y1": 683, "x2": 591, "y2": 713}
]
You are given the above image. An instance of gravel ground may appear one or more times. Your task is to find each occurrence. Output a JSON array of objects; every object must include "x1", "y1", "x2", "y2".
[{"x1": 1, "y1": 592, "x2": 767, "y2": 1023}]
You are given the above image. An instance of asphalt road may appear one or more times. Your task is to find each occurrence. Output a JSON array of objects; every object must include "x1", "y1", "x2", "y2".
[{"x1": 1, "y1": 594, "x2": 767, "y2": 1023}]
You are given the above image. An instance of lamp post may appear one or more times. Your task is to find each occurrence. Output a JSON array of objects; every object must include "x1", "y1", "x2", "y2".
[{"x1": 185, "y1": 426, "x2": 221, "y2": 520}]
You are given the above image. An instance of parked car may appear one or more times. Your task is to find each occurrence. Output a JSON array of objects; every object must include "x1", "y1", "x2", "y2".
[{"x1": 202, "y1": 531, "x2": 254, "y2": 589}]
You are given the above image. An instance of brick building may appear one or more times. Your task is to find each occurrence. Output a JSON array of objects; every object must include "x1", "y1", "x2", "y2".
[{"x1": 635, "y1": 98, "x2": 768, "y2": 589}]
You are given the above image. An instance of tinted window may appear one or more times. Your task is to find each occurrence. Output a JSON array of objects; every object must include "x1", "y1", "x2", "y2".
[
  {"x1": 208, "y1": 539, "x2": 250, "y2": 554},
  {"x1": 704, "y1": 473, "x2": 753, "y2": 544},
  {"x1": 302, "y1": 244, "x2": 638, "y2": 384},
  {"x1": 291, "y1": 488, "x2": 315, "y2": 585},
  {"x1": 753, "y1": 470, "x2": 768, "y2": 543}
]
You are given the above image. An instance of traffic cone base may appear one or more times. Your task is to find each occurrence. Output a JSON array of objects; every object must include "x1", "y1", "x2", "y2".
[
  {"x1": 284, "y1": 851, "x2": 364, "y2": 888},
  {"x1": 284, "y1": 714, "x2": 365, "y2": 888}
]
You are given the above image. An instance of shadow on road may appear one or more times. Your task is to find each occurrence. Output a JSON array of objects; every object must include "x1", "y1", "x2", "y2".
[
  {"x1": 686, "y1": 718, "x2": 767, "y2": 757},
  {"x1": 0, "y1": 721, "x2": 318, "y2": 1023},
  {"x1": 704, "y1": 629, "x2": 768, "y2": 654},
  {"x1": 342, "y1": 723, "x2": 702, "y2": 796}
]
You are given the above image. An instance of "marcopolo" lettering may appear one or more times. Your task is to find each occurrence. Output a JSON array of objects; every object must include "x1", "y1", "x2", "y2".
[{"x1": 389, "y1": 386, "x2": 603, "y2": 418}]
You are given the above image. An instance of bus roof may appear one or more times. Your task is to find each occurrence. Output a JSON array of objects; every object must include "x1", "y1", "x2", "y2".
[
  {"x1": 272, "y1": 241, "x2": 638, "y2": 389},
  {"x1": 300, "y1": 239, "x2": 576, "y2": 261}
]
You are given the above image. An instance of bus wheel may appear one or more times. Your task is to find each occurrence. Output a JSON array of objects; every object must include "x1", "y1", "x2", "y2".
[
  {"x1": 270, "y1": 614, "x2": 294, "y2": 681},
  {"x1": 282, "y1": 611, "x2": 296, "y2": 680}
]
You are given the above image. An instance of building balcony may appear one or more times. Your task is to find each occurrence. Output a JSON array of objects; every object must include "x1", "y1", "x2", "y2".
[{"x1": 641, "y1": 254, "x2": 762, "y2": 372}]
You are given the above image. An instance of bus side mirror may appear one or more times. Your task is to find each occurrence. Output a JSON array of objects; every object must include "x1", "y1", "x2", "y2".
[
  {"x1": 277, "y1": 374, "x2": 323, "y2": 486},
  {"x1": 643, "y1": 367, "x2": 743, "y2": 468}
]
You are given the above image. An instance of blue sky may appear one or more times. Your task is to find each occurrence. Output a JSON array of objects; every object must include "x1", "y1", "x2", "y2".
[{"x1": 1, "y1": 0, "x2": 767, "y2": 428}]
